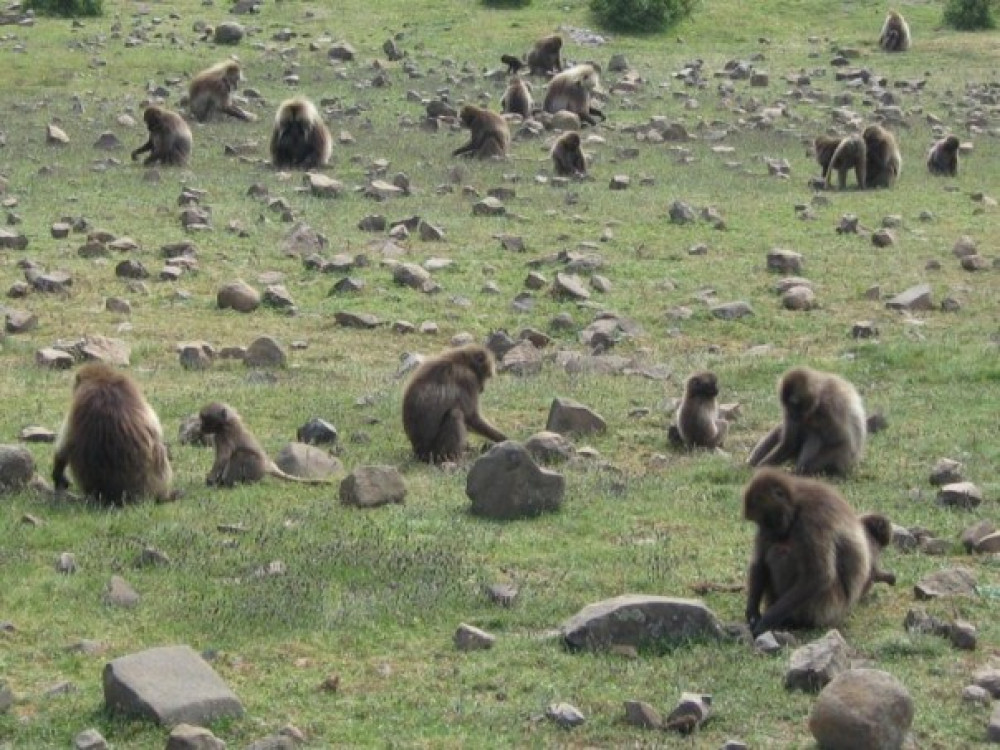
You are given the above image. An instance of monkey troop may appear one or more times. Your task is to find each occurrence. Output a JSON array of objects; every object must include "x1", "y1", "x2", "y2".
[
  {"x1": 402, "y1": 344, "x2": 507, "y2": 463},
  {"x1": 131, "y1": 106, "x2": 192, "y2": 167},
  {"x1": 270, "y1": 96, "x2": 333, "y2": 170},
  {"x1": 52, "y1": 363, "x2": 174, "y2": 505},
  {"x1": 743, "y1": 469, "x2": 893, "y2": 636}
]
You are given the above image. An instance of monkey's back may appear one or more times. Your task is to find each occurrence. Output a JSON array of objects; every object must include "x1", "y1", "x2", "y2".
[{"x1": 67, "y1": 381, "x2": 169, "y2": 503}]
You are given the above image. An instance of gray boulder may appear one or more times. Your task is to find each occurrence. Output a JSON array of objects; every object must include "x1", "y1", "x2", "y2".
[
  {"x1": 0, "y1": 445, "x2": 35, "y2": 491},
  {"x1": 809, "y1": 669, "x2": 914, "y2": 750},
  {"x1": 545, "y1": 398, "x2": 607, "y2": 436},
  {"x1": 103, "y1": 645, "x2": 244, "y2": 726},
  {"x1": 785, "y1": 629, "x2": 850, "y2": 693},
  {"x1": 165, "y1": 723, "x2": 226, "y2": 749},
  {"x1": 466, "y1": 441, "x2": 564, "y2": 520},
  {"x1": 274, "y1": 443, "x2": 342, "y2": 480},
  {"x1": 561, "y1": 594, "x2": 724, "y2": 652},
  {"x1": 339, "y1": 465, "x2": 406, "y2": 508}
]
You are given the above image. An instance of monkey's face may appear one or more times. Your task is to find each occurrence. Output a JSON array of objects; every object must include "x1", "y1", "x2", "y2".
[
  {"x1": 945, "y1": 136, "x2": 960, "y2": 152},
  {"x1": 225, "y1": 65, "x2": 242, "y2": 90},
  {"x1": 687, "y1": 373, "x2": 718, "y2": 399},
  {"x1": 780, "y1": 372, "x2": 813, "y2": 417},
  {"x1": 459, "y1": 106, "x2": 478, "y2": 128},
  {"x1": 744, "y1": 478, "x2": 794, "y2": 535},
  {"x1": 465, "y1": 347, "x2": 495, "y2": 386},
  {"x1": 198, "y1": 403, "x2": 232, "y2": 434},
  {"x1": 563, "y1": 133, "x2": 581, "y2": 149}
]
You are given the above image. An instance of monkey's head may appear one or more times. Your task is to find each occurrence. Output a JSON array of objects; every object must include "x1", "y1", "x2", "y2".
[
  {"x1": 943, "y1": 135, "x2": 960, "y2": 152},
  {"x1": 560, "y1": 132, "x2": 581, "y2": 150},
  {"x1": 143, "y1": 106, "x2": 165, "y2": 131},
  {"x1": 223, "y1": 61, "x2": 242, "y2": 89},
  {"x1": 576, "y1": 65, "x2": 601, "y2": 92},
  {"x1": 685, "y1": 371, "x2": 719, "y2": 400},
  {"x1": 778, "y1": 368, "x2": 816, "y2": 418},
  {"x1": 455, "y1": 344, "x2": 495, "y2": 388},
  {"x1": 73, "y1": 362, "x2": 124, "y2": 390},
  {"x1": 198, "y1": 402, "x2": 237, "y2": 435},
  {"x1": 861, "y1": 513, "x2": 893, "y2": 549},
  {"x1": 743, "y1": 468, "x2": 797, "y2": 535},
  {"x1": 458, "y1": 105, "x2": 482, "y2": 128},
  {"x1": 547, "y1": 35, "x2": 563, "y2": 51},
  {"x1": 278, "y1": 97, "x2": 314, "y2": 126}
]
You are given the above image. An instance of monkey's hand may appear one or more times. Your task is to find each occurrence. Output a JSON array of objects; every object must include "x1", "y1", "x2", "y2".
[{"x1": 745, "y1": 607, "x2": 761, "y2": 632}]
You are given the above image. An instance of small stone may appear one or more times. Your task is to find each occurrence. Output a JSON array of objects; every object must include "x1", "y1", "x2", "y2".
[
  {"x1": 339, "y1": 465, "x2": 406, "y2": 508},
  {"x1": 274, "y1": 443, "x2": 342, "y2": 480},
  {"x1": 886, "y1": 284, "x2": 932, "y2": 312},
  {"x1": 307, "y1": 173, "x2": 344, "y2": 198},
  {"x1": 473, "y1": 197, "x2": 505, "y2": 217},
  {"x1": 948, "y1": 620, "x2": 977, "y2": 650},
  {"x1": 664, "y1": 692, "x2": 711, "y2": 735},
  {"x1": 973, "y1": 532, "x2": 1000, "y2": 554},
  {"x1": 546, "y1": 702, "x2": 585, "y2": 728},
  {"x1": 214, "y1": 21, "x2": 244, "y2": 44},
  {"x1": 974, "y1": 668, "x2": 1000, "y2": 698},
  {"x1": 104, "y1": 575, "x2": 139, "y2": 608},
  {"x1": 296, "y1": 418, "x2": 338, "y2": 446},
  {"x1": 782, "y1": 285, "x2": 816, "y2": 311},
  {"x1": 914, "y1": 566, "x2": 977, "y2": 600},
  {"x1": 711, "y1": 301, "x2": 753, "y2": 320},
  {"x1": 561, "y1": 595, "x2": 724, "y2": 651},
  {"x1": 217, "y1": 280, "x2": 260, "y2": 313},
  {"x1": 784, "y1": 629, "x2": 850, "y2": 693},
  {"x1": 56, "y1": 552, "x2": 77, "y2": 574},
  {"x1": 0, "y1": 444, "x2": 36, "y2": 490},
  {"x1": 961, "y1": 520, "x2": 996, "y2": 552},
  {"x1": 73, "y1": 728, "x2": 108, "y2": 750},
  {"x1": 165, "y1": 723, "x2": 226, "y2": 750},
  {"x1": 766, "y1": 248, "x2": 803, "y2": 273},
  {"x1": 545, "y1": 398, "x2": 606, "y2": 436},
  {"x1": 524, "y1": 431, "x2": 575, "y2": 463},
  {"x1": 937, "y1": 482, "x2": 983, "y2": 509},
  {"x1": 623, "y1": 700, "x2": 662, "y2": 729},
  {"x1": 334, "y1": 311, "x2": 380, "y2": 329},
  {"x1": 454, "y1": 623, "x2": 495, "y2": 651},
  {"x1": 961, "y1": 685, "x2": 991, "y2": 706},
  {"x1": 929, "y1": 458, "x2": 963, "y2": 486},
  {"x1": 808, "y1": 669, "x2": 914, "y2": 750},
  {"x1": 19, "y1": 426, "x2": 56, "y2": 443},
  {"x1": 871, "y1": 229, "x2": 895, "y2": 248},
  {"x1": 244, "y1": 336, "x2": 286, "y2": 368},
  {"x1": 486, "y1": 583, "x2": 518, "y2": 607},
  {"x1": 609, "y1": 175, "x2": 630, "y2": 190}
]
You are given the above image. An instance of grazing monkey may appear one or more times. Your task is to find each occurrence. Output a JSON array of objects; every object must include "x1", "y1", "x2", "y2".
[
  {"x1": 814, "y1": 134, "x2": 842, "y2": 178},
  {"x1": 131, "y1": 105, "x2": 192, "y2": 167},
  {"x1": 501, "y1": 54, "x2": 525, "y2": 76},
  {"x1": 860, "y1": 512, "x2": 897, "y2": 588},
  {"x1": 748, "y1": 367, "x2": 866, "y2": 477},
  {"x1": 188, "y1": 60, "x2": 255, "y2": 123},
  {"x1": 402, "y1": 344, "x2": 507, "y2": 463},
  {"x1": 825, "y1": 134, "x2": 866, "y2": 189},
  {"x1": 52, "y1": 363, "x2": 173, "y2": 505},
  {"x1": 526, "y1": 34, "x2": 564, "y2": 77},
  {"x1": 926, "y1": 135, "x2": 960, "y2": 177},
  {"x1": 452, "y1": 105, "x2": 510, "y2": 159},
  {"x1": 501, "y1": 76, "x2": 534, "y2": 119},
  {"x1": 269, "y1": 96, "x2": 332, "y2": 170},
  {"x1": 550, "y1": 131, "x2": 587, "y2": 177},
  {"x1": 863, "y1": 124, "x2": 902, "y2": 188},
  {"x1": 879, "y1": 10, "x2": 911, "y2": 52},
  {"x1": 543, "y1": 64, "x2": 605, "y2": 126},
  {"x1": 198, "y1": 402, "x2": 331, "y2": 486},
  {"x1": 673, "y1": 371, "x2": 728, "y2": 449},
  {"x1": 743, "y1": 469, "x2": 876, "y2": 636}
]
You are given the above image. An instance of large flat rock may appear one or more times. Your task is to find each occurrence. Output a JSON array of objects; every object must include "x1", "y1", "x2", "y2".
[
  {"x1": 561, "y1": 594, "x2": 723, "y2": 652},
  {"x1": 103, "y1": 645, "x2": 243, "y2": 726}
]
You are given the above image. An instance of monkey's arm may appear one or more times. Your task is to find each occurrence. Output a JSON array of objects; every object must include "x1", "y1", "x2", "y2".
[
  {"x1": 465, "y1": 411, "x2": 507, "y2": 443},
  {"x1": 452, "y1": 133, "x2": 484, "y2": 158},
  {"x1": 205, "y1": 445, "x2": 232, "y2": 486},
  {"x1": 744, "y1": 556, "x2": 768, "y2": 629},
  {"x1": 52, "y1": 449, "x2": 71, "y2": 490},
  {"x1": 747, "y1": 424, "x2": 782, "y2": 466},
  {"x1": 754, "y1": 423, "x2": 802, "y2": 467},
  {"x1": 131, "y1": 139, "x2": 153, "y2": 161},
  {"x1": 753, "y1": 544, "x2": 833, "y2": 635},
  {"x1": 794, "y1": 433, "x2": 846, "y2": 476},
  {"x1": 222, "y1": 104, "x2": 256, "y2": 122}
]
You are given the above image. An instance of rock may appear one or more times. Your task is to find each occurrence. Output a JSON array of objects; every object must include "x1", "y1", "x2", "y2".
[
  {"x1": 104, "y1": 575, "x2": 140, "y2": 608},
  {"x1": 499, "y1": 340, "x2": 542, "y2": 376},
  {"x1": 179, "y1": 344, "x2": 213, "y2": 371},
  {"x1": 454, "y1": 623, "x2": 495, "y2": 651},
  {"x1": 989, "y1": 706, "x2": 1000, "y2": 743},
  {"x1": 36, "y1": 348, "x2": 75, "y2": 369},
  {"x1": 784, "y1": 629, "x2": 850, "y2": 693},
  {"x1": 466, "y1": 441, "x2": 564, "y2": 520},
  {"x1": 0, "y1": 680, "x2": 12, "y2": 713},
  {"x1": 550, "y1": 110, "x2": 581, "y2": 130},
  {"x1": 914, "y1": 566, "x2": 977, "y2": 600},
  {"x1": 669, "y1": 200, "x2": 697, "y2": 224},
  {"x1": 711, "y1": 301, "x2": 753, "y2": 320},
  {"x1": 524, "y1": 431, "x2": 575, "y2": 463},
  {"x1": 609, "y1": 175, "x2": 630, "y2": 190},
  {"x1": 79, "y1": 335, "x2": 130, "y2": 366},
  {"x1": 871, "y1": 229, "x2": 895, "y2": 248},
  {"x1": 546, "y1": 702, "x2": 585, "y2": 728},
  {"x1": 608, "y1": 53, "x2": 629, "y2": 72},
  {"x1": 93, "y1": 132, "x2": 121, "y2": 150},
  {"x1": 307, "y1": 173, "x2": 344, "y2": 198},
  {"x1": 886, "y1": 284, "x2": 932, "y2": 312},
  {"x1": 393, "y1": 262, "x2": 435, "y2": 293},
  {"x1": 664, "y1": 692, "x2": 711, "y2": 734},
  {"x1": 766, "y1": 248, "x2": 803, "y2": 273},
  {"x1": 0, "y1": 229, "x2": 28, "y2": 250},
  {"x1": 334, "y1": 311, "x2": 380, "y2": 329},
  {"x1": 5, "y1": 309, "x2": 37, "y2": 334},
  {"x1": 961, "y1": 520, "x2": 996, "y2": 551},
  {"x1": 213, "y1": 21, "x2": 244, "y2": 44},
  {"x1": 217, "y1": 281, "x2": 260, "y2": 313},
  {"x1": 851, "y1": 321, "x2": 878, "y2": 339},
  {"x1": 19, "y1": 425, "x2": 56, "y2": 443},
  {"x1": 961, "y1": 684, "x2": 991, "y2": 706},
  {"x1": 973, "y1": 531, "x2": 1000, "y2": 554},
  {"x1": 808, "y1": 669, "x2": 914, "y2": 750},
  {"x1": 473, "y1": 197, "x2": 505, "y2": 217},
  {"x1": 339, "y1": 465, "x2": 406, "y2": 508},
  {"x1": 56, "y1": 552, "x2": 77, "y2": 574},
  {"x1": 0, "y1": 444, "x2": 35, "y2": 491},
  {"x1": 623, "y1": 700, "x2": 662, "y2": 729},
  {"x1": 274, "y1": 443, "x2": 341, "y2": 480},
  {"x1": 244, "y1": 336, "x2": 286, "y2": 368},
  {"x1": 165, "y1": 723, "x2": 226, "y2": 750},
  {"x1": 46, "y1": 123, "x2": 70, "y2": 144},
  {"x1": 262, "y1": 284, "x2": 295, "y2": 310},
  {"x1": 949, "y1": 620, "x2": 977, "y2": 650},
  {"x1": 103, "y1": 645, "x2": 244, "y2": 726},
  {"x1": 545, "y1": 398, "x2": 606, "y2": 436},
  {"x1": 328, "y1": 41, "x2": 356, "y2": 61},
  {"x1": 782, "y1": 285, "x2": 816, "y2": 311},
  {"x1": 930, "y1": 458, "x2": 963, "y2": 486},
  {"x1": 561, "y1": 595, "x2": 724, "y2": 652},
  {"x1": 73, "y1": 728, "x2": 108, "y2": 750},
  {"x1": 296, "y1": 418, "x2": 338, "y2": 446},
  {"x1": 552, "y1": 272, "x2": 590, "y2": 301},
  {"x1": 973, "y1": 668, "x2": 1000, "y2": 698},
  {"x1": 936, "y1": 481, "x2": 983, "y2": 509},
  {"x1": 486, "y1": 583, "x2": 518, "y2": 607}
]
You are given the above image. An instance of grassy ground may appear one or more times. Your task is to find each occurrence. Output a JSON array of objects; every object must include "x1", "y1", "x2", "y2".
[{"x1": 1, "y1": 0, "x2": 999, "y2": 746}]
